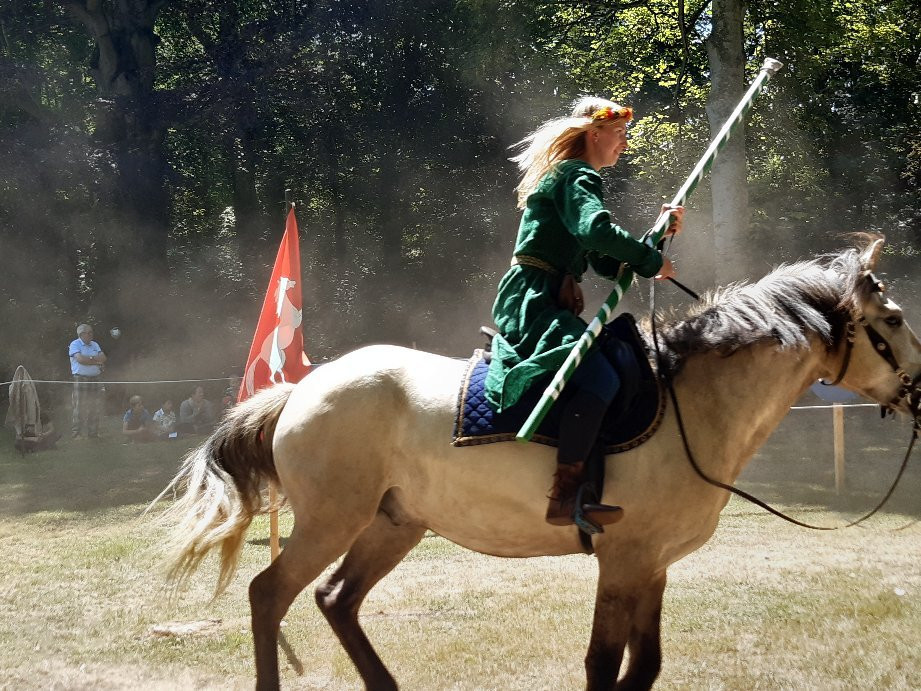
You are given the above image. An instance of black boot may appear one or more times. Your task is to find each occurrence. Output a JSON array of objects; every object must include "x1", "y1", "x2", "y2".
[{"x1": 545, "y1": 390, "x2": 624, "y2": 527}]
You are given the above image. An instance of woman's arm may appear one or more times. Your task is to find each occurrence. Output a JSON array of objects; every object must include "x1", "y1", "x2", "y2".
[{"x1": 554, "y1": 168, "x2": 663, "y2": 278}]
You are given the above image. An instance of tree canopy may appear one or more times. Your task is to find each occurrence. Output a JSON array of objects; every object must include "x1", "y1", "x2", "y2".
[{"x1": 1, "y1": 0, "x2": 918, "y2": 382}]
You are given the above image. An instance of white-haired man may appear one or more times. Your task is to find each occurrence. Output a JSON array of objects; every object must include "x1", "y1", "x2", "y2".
[{"x1": 68, "y1": 323, "x2": 107, "y2": 438}]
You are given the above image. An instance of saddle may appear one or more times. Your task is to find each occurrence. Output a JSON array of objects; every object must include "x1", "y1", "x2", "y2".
[
  {"x1": 458, "y1": 314, "x2": 665, "y2": 544},
  {"x1": 457, "y1": 314, "x2": 665, "y2": 454}
]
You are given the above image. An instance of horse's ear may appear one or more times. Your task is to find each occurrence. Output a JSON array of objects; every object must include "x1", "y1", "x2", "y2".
[{"x1": 858, "y1": 235, "x2": 885, "y2": 271}]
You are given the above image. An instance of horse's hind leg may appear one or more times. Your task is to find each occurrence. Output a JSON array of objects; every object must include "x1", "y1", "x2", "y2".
[
  {"x1": 315, "y1": 508, "x2": 426, "y2": 691},
  {"x1": 250, "y1": 521, "x2": 369, "y2": 691}
]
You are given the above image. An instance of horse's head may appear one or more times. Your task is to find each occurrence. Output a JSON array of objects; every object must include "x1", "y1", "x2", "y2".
[{"x1": 827, "y1": 235, "x2": 921, "y2": 422}]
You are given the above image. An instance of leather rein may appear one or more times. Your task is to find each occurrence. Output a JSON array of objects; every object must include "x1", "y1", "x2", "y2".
[
  {"x1": 823, "y1": 274, "x2": 921, "y2": 419},
  {"x1": 650, "y1": 268, "x2": 921, "y2": 531}
]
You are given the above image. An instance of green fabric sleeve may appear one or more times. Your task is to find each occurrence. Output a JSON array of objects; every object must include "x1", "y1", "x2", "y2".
[
  {"x1": 586, "y1": 251, "x2": 622, "y2": 280},
  {"x1": 554, "y1": 167, "x2": 663, "y2": 278}
]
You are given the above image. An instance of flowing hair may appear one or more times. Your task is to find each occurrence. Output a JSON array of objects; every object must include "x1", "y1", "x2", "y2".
[{"x1": 510, "y1": 96, "x2": 630, "y2": 209}]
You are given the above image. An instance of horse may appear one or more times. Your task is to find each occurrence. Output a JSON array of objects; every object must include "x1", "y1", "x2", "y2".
[{"x1": 157, "y1": 236, "x2": 921, "y2": 690}]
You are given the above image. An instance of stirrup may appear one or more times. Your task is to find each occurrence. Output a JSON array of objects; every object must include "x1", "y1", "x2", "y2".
[{"x1": 572, "y1": 483, "x2": 624, "y2": 536}]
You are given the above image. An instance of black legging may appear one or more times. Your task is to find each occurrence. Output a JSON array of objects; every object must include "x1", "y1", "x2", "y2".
[{"x1": 558, "y1": 349, "x2": 619, "y2": 465}]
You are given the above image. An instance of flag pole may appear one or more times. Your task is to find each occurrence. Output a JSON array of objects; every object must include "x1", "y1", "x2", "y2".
[
  {"x1": 268, "y1": 188, "x2": 295, "y2": 562},
  {"x1": 516, "y1": 58, "x2": 784, "y2": 442},
  {"x1": 269, "y1": 487, "x2": 280, "y2": 561}
]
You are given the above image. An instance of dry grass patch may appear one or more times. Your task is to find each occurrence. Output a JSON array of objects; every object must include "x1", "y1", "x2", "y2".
[
  {"x1": 661, "y1": 508, "x2": 921, "y2": 689},
  {"x1": 2, "y1": 412, "x2": 921, "y2": 689}
]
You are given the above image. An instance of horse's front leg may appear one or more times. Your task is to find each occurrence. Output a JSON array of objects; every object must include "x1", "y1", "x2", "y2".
[
  {"x1": 617, "y1": 571, "x2": 666, "y2": 691},
  {"x1": 585, "y1": 564, "x2": 667, "y2": 691},
  {"x1": 584, "y1": 581, "x2": 632, "y2": 690}
]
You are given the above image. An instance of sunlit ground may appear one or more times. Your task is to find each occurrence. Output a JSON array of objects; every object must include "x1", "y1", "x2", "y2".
[{"x1": 1, "y1": 404, "x2": 919, "y2": 689}]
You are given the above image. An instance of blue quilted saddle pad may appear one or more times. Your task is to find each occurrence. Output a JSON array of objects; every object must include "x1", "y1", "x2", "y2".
[
  {"x1": 452, "y1": 315, "x2": 666, "y2": 454},
  {"x1": 452, "y1": 352, "x2": 564, "y2": 447}
]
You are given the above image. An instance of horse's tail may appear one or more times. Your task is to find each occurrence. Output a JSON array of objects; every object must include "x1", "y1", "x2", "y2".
[{"x1": 151, "y1": 383, "x2": 296, "y2": 595}]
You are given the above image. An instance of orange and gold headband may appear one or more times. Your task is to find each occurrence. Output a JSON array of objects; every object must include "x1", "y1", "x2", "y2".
[{"x1": 590, "y1": 106, "x2": 633, "y2": 123}]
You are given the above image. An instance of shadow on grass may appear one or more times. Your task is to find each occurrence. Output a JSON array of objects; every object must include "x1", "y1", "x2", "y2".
[
  {"x1": 249, "y1": 536, "x2": 290, "y2": 548},
  {"x1": 737, "y1": 405, "x2": 921, "y2": 518},
  {"x1": 3, "y1": 400, "x2": 919, "y2": 521},
  {"x1": 0, "y1": 416, "x2": 202, "y2": 516}
]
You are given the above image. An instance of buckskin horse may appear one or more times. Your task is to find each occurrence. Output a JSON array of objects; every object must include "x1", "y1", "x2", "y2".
[{"x1": 157, "y1": 236, "x2": 920, "y2": 690}]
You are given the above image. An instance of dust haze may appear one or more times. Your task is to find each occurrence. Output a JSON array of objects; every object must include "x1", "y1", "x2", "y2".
[{"x1": 1, "y1": 61, "x2": 918, "y2": 418}]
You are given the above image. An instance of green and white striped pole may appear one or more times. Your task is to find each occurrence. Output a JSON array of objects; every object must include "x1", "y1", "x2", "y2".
[{"x1": 516, "y1": 57, "x2": 784, "y2": 442}]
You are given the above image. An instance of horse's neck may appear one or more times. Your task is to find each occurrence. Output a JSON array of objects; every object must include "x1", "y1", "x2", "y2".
[{"x1": 674, "y1": 339, "x2": 826, "y2": 483}]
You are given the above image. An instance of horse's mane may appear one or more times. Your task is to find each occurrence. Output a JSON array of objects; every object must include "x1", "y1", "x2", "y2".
[{"x1": 649, "y1": 240, "x2": 873, "y2": 374}]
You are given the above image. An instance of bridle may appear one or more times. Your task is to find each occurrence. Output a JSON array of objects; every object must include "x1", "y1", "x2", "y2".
[
  {"x1": 649, "y1": 266, "x2": 920, "y2": 531},
  {"x1": 823, "y1": 272, "x2": 921, "y2": 424}
]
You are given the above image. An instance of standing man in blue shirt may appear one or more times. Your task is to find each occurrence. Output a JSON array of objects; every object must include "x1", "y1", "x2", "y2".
[{"x1": 69, "y1": 323, "x2": 107, "y2": 438}]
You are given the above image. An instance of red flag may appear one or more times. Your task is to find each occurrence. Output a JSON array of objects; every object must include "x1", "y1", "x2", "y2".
[{"x1": 238, "y1": 208, "x2": 312, "y2": 402}]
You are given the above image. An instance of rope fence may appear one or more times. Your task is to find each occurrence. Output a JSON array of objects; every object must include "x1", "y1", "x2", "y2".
[
  {"x1": 0, "y1": 377, "x2": 237, "y2": 387},
  {"x1": 782, "y1": 401, "x2": 894, "y2": 494},
  {"x1": 790, "y1": 403, "x2": 878, "y2": 410},
  {"x1": 3, "y1": 376, "x2": 911, "y2": 560},
  {"x1": 1, "y1": 374, "x2": 242, "y2": 446},
  {"x1": 0, "y1": 374, "x2": 903, "y2": 498}
]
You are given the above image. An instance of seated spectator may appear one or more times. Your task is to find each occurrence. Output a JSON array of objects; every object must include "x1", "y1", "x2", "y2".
[
  {"x1": 153, "y1": 399, "x2": 178, "y2": 439},
  {"x1": 122, "y1": 395, "x2": 156, "y2": 442},
  {"x1": 220, "y1": 386, "x2": 236, "y2": 418},
  {"x1": 178, "y1": 385, "x2": 216, "y2": 435}
]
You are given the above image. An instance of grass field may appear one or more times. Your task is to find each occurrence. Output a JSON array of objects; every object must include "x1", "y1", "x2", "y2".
[{"x1": 2, "y1": 407, "x2": 920, "y2": 689}]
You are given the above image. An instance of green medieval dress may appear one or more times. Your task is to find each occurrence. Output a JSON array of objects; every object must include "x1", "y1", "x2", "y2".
[{"x1": 484, "y1": 159, "x2": 663, "y2": 413}]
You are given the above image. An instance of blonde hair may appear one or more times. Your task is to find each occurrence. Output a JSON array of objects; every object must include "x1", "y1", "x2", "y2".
[{"x1": 510, "y1": 96, "x2": 631, "y2": 209}]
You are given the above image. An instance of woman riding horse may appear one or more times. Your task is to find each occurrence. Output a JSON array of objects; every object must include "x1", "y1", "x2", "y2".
[
  {"x1": 158, "y1": 235, "x2": 921, "y2": 690},
  {"x1": 486, "y1": 98, "x2": 685, "y2": 526}
]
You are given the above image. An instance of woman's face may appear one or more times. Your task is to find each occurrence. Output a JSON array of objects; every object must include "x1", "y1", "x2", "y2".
[{"x1": 588, "y1": 122, "x2": 628, "y2": 169}]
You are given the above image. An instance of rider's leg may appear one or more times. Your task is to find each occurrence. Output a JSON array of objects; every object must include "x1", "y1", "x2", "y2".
[{"x1": 546, "y1": 348, "x2": 622, "y2": 526}]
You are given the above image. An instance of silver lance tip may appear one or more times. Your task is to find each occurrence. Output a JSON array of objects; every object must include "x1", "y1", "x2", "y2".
[{"x1": 761, "y1": 58, "x2": 784, "y2": 76}]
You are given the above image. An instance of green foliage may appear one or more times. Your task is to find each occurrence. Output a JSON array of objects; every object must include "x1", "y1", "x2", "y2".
[
  {"x1": 0, "y1": 0, "x2": 918, "y2": 381},
  {"x1": 523, "y1": 0, "x2": 919, "y2": 271}
]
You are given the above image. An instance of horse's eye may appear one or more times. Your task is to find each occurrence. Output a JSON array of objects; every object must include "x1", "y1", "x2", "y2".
[{"x1": 884, "y1": 315, "x2": 903, "y2": 328}]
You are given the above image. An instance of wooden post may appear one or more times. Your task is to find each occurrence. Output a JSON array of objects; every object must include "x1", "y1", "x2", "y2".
[
  {"x1": 833, "y1": 403, "x2": 846, "y2": 494},
  {"x1": 268, "y1": 189, "x2": 294, "y2": 563},
  {"x1": 269, "y1": 484, "x2": 281, "y2": 560}
]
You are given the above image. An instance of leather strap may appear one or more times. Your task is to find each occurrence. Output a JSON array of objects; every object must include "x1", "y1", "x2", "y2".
[
  {"x1": 824, "y1": 319, "x2": 857, "y2": 385},
  {"x1": 558, "y1": 274, "x2": 585, "y2": 315},
  {"x1": 649, "y1": 268, "x2": 920, "y2": 531},
  {"x1": 510, "y1": 255, "x2": 584, "y2": 315}
]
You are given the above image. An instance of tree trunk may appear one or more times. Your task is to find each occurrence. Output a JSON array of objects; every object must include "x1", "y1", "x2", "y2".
[
  {"x1": 65, "y1": 1, "x2": 171, "y2": 354},
  {"x1": 706, "y1": 0, "x2": 749, "y2": 284},
  {"x1": 229, "y1": 112, "x2": 271, "y2": 279},
  {"x1": 366, "y1": 34, "x2": 421, "y2": 344},
  {"x1": 322, "y1": 114, "x2": 347, "y2": 278},
  {"x1": 199, "y1": 3, "x2": 272, "y2": 282}
]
